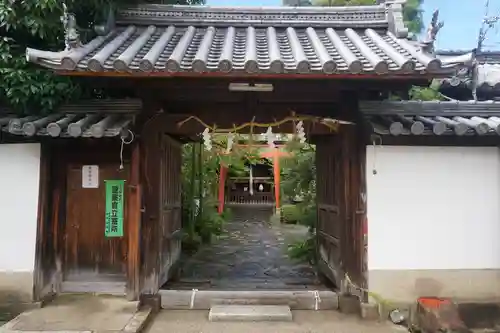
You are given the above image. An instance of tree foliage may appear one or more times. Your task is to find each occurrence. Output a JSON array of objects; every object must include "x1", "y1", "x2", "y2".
[
  {"x1": 280, "y1": 142, "x2": 318, "y2": 264},
  {"x1": 180, "y1": 136, "x2": 271, "y2": 251},
  {"x1": 0, "y1": 0, "x2": 204, "y2": 113},
  {"x1": 312, "y1": 0, "x2": 424, "y2": 35}
]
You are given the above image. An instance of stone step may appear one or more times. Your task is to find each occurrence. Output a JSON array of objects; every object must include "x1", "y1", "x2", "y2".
[
  {"x1": 159, "y1": 289, "x2": 338, "y2": 310},
  {"x1": 209, "y1": 305, "x2": 293, "y2": 322}
]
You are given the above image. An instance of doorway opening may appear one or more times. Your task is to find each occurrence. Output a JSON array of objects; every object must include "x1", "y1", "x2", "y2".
[{"x1": 161, "y1": 130, "x2": 362, "y2": 293}]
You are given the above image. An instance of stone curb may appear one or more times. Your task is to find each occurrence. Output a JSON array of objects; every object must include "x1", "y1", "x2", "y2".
[{"x1": 121, "y1": 307, "x2": 153, "y2": 333}]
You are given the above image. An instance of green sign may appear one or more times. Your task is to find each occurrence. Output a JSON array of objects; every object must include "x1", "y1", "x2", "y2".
[{"x1": 105, "y1": 180, "x2": 125, "y2": 237}]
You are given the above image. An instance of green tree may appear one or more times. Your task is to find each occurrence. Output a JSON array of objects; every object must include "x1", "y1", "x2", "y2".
[
  {"x1": 312, "y1": 0, "x2": 424, "y2": 35},
  {"x1": 403, "y1": 0, "x2": 424, "y2": 35},
  {"x1": 313, "y1": 0, "x2": 441, "y2": 101},
  {"x1": 0, "y1": 0, "x2": 204, "y2": 113}
]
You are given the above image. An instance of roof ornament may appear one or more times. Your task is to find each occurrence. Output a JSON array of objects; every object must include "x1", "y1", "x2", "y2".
[
  {"x1": 61, "y1": 3, "x2": 81, "y2": 50},
  {"x1": 470, "y1": 53, "x2": 479, "y2": 101},
  {"x1": 94, "y1": 4, "x2": 115, "y2": 36},
  {"x1": 420, "y1": 10, "x2": 444, "y2": 54},
  {"x1": 385, "y1": 0, "x2": 409, "y2": 38}
]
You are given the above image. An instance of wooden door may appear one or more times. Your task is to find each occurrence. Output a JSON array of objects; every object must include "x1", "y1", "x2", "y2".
[
  {"x1": 158, "y1": 135, "x2": 182, "y2": 285},
  {"x1": 316, "y1": 134, "x2": 343, "y2": 287},
  {"x1": 64, "y1": 163, "x2": 129, "y2": 280},
  {"x1": 315, "y1": 128, "x2": 365, "y2": 294}
]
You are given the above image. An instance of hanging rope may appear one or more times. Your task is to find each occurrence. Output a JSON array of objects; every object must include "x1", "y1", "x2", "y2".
[
  {"x1": 119, "y1": 129, "x2": 135, "y2": 170},
  {"x1": 309, "y1": 290, "x2": 321, "y2": 310},
  {"x1": 190, "y1": 288, "x2": 199, "y2": 309},
  {"x1": 371, "y1": 135, "x2": 382, "y2": 175},
  {"x1": 176, "y1": 114, "x2": 348, "y2": 133},
  {"x1": 249, "y1": 165, "x2": 254, "y2": 196}
]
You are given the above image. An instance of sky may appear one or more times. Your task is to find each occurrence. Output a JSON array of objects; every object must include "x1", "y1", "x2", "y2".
[{"x1": 206, "y1": 0, "x2": 500, "y2": 51}]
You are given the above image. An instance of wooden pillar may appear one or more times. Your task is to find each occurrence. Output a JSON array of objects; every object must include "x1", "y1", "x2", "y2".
[
  {"x1": 33, "y1": 142, "x2": 51, "y2": 302},
  {"x1": 127, "y1": 141, "x2": 141, "y2": 300}
]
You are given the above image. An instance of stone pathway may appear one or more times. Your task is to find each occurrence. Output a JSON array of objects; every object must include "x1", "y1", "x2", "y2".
[
  {"x1": 166, "y1": 207, "x2": 323, "y2": 290},
  {"x1": 145, "y1": 310, "x2": 407, "y2": 333}
]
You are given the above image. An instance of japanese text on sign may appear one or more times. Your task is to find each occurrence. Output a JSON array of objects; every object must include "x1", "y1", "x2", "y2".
[{"x1": 105, "y1": 180, "x2": 124, "y2": 237}]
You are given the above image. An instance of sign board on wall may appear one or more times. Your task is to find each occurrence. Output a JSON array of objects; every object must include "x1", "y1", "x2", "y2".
[
  {"x1": 105, "y1": 180, "x2": 125, "y2": 237},
  {"x1": 82, "y1": 165, "x2": 99, "y2": 188}
]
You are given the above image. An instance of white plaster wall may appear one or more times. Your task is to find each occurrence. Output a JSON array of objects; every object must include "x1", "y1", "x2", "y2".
[
  {"x1": 0, "y1": 143, "x2": 40, "y2": 272},
  {"x1": 366, "y1": 145, "x2": 500, "y2": 271}
]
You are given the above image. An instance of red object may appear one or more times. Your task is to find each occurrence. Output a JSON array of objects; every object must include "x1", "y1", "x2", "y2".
[
  {"x1": 218, "y1": 164, "x2": 228, "y2": 214},
  {"x1": 260, "y1": 148, "x2": 290, "y2": 209},
  {"x1": 417, "y1": 297, "x2": 451, "y2": 309},
  {"x1": 418, "y1": 297, "x2": 451, "y2": 309},
  {"x1": 272, "y1": 152, "x2": 281, "y2": 209}
]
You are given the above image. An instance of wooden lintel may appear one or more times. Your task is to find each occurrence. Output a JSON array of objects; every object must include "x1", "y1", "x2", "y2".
[
  {"x1": 55, "y1": 70, "x2": 436, "y2": 83},
  {"x1": 160, "y1": 102, "x2": 343, "y2": 119},
  {"x1": 360, "y1": 102, "x2": 500, "y2": 117},
  {"x1": 369, "y1": 134, "x2": 500, "y2": 146}
]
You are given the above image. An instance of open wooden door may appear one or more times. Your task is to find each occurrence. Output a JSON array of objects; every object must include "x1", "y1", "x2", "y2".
[
  {"x1": 316, "y1": 134, "x2": 343, "y2": 287},
  {"x1": 315, "y1": 128, "x2": 366, "y2": 296},
  {"x1": 158, "y1": 135, "x2": 182, "y2": 285}
]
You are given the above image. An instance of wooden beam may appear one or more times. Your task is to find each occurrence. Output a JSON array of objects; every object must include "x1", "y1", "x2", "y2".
[
  {"x1": 366, "y1": 134, "x2": 500, "y2": 146},
  {"x1": 127, "y1": 141, "x2": 141, "y2": 301},
  {"x1": 161, "y1": 102, "x2": 342, "y2": 119},
  {"x1": 33, "y1": 143, "x2": 51, "y2": 302},
  {"x1": 360, "y1": 101, "x2": 500, "y2": 117},
  {"x1": 55, "y1": 70, "x2": 437, "y2": 84},
  {"x1": 80, "y1": 77, "x2": 423, "y2": 102}
]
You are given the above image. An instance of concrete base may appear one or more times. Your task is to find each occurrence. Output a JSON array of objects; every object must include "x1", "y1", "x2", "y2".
[
  {"x1": 160, "y1": 290, "x2": 338, "y2": 310},
  {"x1": 360, "y1": 302, "x2": 380, "y2": 321},
  {"x1": 208, "y1": 305, "x2": 293, "y2": 322},
  {"x1": 0, "y1": 294, "x2": 150, "y2": 333},
  {"x1": 0, "y1": 271, "x2": 35, "y2": 321},
  {"x1": 338, "y1": 294, "x2": 360, "y2": 315},
  {"x1": 368, "y1": 269, "x2": 500, "y2": 303}
]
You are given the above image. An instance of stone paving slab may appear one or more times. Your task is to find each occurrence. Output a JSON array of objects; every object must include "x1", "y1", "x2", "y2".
[
  {"x1": 208, "y1": 305, "x2": 293, "y2": 322},
  {"x1": 145, "y1": 310, "x2": 408, "y2": 333},
  {"x1": 167, "y1": 207, "x2": 320, "y2": 291},
  {"x1": 0, "y1": 295, "x2": 151, "y2": 333}
]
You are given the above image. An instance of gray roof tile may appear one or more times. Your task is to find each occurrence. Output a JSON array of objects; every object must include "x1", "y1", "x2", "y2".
[
  {"x1": 0, "y1": 99, "x2": 140, "y2": 138},
  {"x1": 26, "y1": 4, "x2": 451, "y2": 76},
  {"x1": 436, "y1": 50, "x2": 500, "y2": 90},
  {"x1": 361, "y1": 100, "x2": 500, "y2": 136}
]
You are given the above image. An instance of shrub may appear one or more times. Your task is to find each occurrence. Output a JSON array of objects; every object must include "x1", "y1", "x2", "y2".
[
  {"x1": 281, "y1": 204, "x2": 302, "y2": 224},
  {"x1": 287, "y1": 236, "x2": 316, "y2": 265}
]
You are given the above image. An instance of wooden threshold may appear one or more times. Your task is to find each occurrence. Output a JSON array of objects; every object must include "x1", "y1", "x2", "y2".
[
  {"x1": 61, "y1": 281, "x2": 126, "y2": 295},
  {"x1": 62, "y1": 272, "x2": 127, "y2": 295}
]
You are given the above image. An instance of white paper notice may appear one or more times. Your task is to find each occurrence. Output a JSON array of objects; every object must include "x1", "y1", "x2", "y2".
[{"x1": 82, "y1": 165, "x2": 99, "y2": 188}]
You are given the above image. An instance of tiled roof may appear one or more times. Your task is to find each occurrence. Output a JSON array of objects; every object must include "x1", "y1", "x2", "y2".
[
  {"x1": 25, "y1": 4, "x2": 452, "y2": 76},
  {"x1": 436, "y1": 50, "x2": 500, "y2": 90},
  {"x1": 437, "y1": 50, "x2": 500, "y2": 65},
  {"x1": 0, "y1": 100, "x2": 140, "y2": 138},
  {"x1": 361, "y1": 100, "x2": 500, "y2": 136}
]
